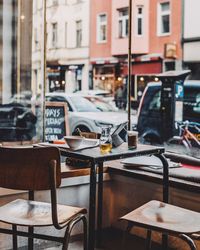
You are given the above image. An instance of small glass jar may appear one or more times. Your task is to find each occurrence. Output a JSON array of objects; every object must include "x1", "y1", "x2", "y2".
[{"x1": 99, "y1": 126, "x2": 112, "y2": 153}]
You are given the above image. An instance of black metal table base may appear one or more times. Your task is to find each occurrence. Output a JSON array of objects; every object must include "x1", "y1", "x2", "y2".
[{"x1": 94, "y1": 153, "x2": 169, "y2": 250}]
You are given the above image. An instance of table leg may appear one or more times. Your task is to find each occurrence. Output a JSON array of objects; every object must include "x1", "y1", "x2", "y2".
[
  {"x1": 88, "y1": 162, "x2": 98, "y2": 250},
  {"x1": 97, "y1": 162, "x2": 103, "y2": 247},
  {"x1": 155, "y1": 153, "x2": 169, "y2": 250}
]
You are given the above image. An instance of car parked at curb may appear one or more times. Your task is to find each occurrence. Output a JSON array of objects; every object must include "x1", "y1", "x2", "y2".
[
  {"x1": 0, "y1": 103, "x2": 37, "y2": 141},
  {"x1": 46, "y1": 92, "x2": 136, "y2": 135},
  {"x1": 74, "y1": 89, "x2": 117, "y2": 111},
  {"x1": 137, "y1": 80, "x2": 200, "y2": 143}
]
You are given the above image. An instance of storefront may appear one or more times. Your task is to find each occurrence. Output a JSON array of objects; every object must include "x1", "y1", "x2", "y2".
[
  {"x1": 121, "y1": 54, "x2": 163, "y2": 108},
  {"x1": 47, "y1": 64, "x2": 84, "y2": 93},
  {"x1": 90, "y1": 58, "x2": 121, "y2": 94}
]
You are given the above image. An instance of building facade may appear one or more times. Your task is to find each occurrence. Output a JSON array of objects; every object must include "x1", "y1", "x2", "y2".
[
  {"x1": 0, "y1": 0, "x2": 32, "y2": 104},
  {"x1": 32, "y1": 0, "x2": 187, "y2": 98},
  {"x1": 32, "y1": 0, "x2": 90, "y2": 95},
  {"x1": 183, "y1": 0, "x2": 200, "y2": 79},
  {"x1": 90, "y1": 0, "x2": 119, "y2": 93},
  {"x1": 149, "y1": 0, "x2": 182, "y2": 72}
]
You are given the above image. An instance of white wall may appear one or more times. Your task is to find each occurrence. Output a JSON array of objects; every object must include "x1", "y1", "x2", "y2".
[
  {"x1": 183, "y1": 0, "x2": 200, "y2": 62},
  {"x1": 32, "y1": 0, "x2": 90, "y2": 94},
  {"x1": 184, "y1": 0, "x2": 200, "y2": 38}
]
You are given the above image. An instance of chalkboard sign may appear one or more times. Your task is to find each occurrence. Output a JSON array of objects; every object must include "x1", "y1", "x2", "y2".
[{"x1": 45, "y1": 102, "x2": 69, "y2": 141}]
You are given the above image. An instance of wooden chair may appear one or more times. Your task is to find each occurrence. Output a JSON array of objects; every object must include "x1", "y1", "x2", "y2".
[
  {"x1": 0, "y1": 147, "x2": 87, "y2": 250},
  {"x1": 121, "y1": 200, "x2": 200, "y2": 250}
]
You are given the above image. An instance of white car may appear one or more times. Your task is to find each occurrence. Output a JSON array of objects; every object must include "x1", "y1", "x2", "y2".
[
  {"x1": 46, "y1": 92, "x2": 136, "y2": 135},
  {"x1": 74, "y1": 89, "x2": 117, "y2": 110}
]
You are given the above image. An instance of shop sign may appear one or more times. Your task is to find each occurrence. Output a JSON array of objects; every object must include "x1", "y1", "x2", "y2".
[
  {"x1": 164, "y1": 43, "x2": 177, "y2": 59},
  {"x1": 45, "y1": 102, "x2": 69, "y2": 141}
]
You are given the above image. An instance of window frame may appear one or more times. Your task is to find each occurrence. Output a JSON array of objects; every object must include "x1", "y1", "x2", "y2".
[
  {"x1": 136, "y1": 5, "x2": 144, "y2": 36},
  {"x1": 52, "y1": 0, "x2": 58, "y2": 6},
  {"x1": 65, "y1": 22, "x2": 68, "y2": 48},
  {"x1": 118, "y1": 8, "x2": 129, "y2": 39},
  {"x1": 76, "y1": 20, "x2": 82, "y2": 48},
  {"x1": 52, "y1": 22, "x2": 58, "y2": 48},
  {"x1": 96, "y1": 13, "x2": 107, "y2": 43},
  {"x1": 157, "y1": 2, "x2": 171, "y2": 36}
]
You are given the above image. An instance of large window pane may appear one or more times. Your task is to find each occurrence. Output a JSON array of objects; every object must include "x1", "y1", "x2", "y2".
[{"x1": 0, "y1": 0, "x2": 198, "y2": 157}]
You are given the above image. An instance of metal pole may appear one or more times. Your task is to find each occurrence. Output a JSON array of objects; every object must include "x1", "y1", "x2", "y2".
[
  {"x1": 42, "y1": 0, "x2": 47, "y2": 141},
  {"x1": 17, "y1": 0, "x2": 21, "y2": 97},
  {"x1": 128, "y1": 0, "x2": 132, "y2": 130}
]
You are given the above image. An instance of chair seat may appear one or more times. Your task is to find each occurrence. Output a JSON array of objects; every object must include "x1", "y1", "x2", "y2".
[
  {"x1": 121, "y1": 200, "x2": 200, "y2": 234},
  {"x1": 0, "y1": 199, "x2": 87, "y2": 227}
]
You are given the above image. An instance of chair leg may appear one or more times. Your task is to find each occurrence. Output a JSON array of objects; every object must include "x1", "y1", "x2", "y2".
[
  {"x1": 28, "y1": 226, "x2": 34, "y2": 250},
  {"x1": 12, "y1": 224, "x2": 18, "y2": 250},
  {"x1": 62, "y1": 226, "x2": 70, "y2": 250},
  {"x1": 81, "y1": 215, "x2": 88, "y2": 250},
  {"x1": 145, "y1": 230, "x2": 152, "y2": 250},
  {"x1": 62, "y1": 215, "x2": 87, "y2": 250},
  {"x1": 121, "y1": 222, "x2": 134, "y2": 250},
  {"x1": 179, "y1": 234, "x2": 197, "y2": 250},
  {"x1": 162, "y1": 233, "x2": 168, "y2": 250}
]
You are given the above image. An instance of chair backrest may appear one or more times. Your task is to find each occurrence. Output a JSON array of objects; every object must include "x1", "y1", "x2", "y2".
[{"x1": 0, "y1": 147, "x2": 61, "y2": 190}]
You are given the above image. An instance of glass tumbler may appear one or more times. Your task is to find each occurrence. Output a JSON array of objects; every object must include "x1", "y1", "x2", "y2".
[{"x1": 99, "y1": 126, "x2": 112, "y2": 153}]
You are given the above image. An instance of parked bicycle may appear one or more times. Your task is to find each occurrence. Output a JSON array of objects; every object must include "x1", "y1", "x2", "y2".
[{"x1": 167, "y1": 121, "x2": 200, "y2": 153}]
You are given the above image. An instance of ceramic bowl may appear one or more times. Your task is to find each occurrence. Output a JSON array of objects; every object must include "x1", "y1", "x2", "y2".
[{"x1": 64, "y1": 135, "x2": 83, "y2": 149}]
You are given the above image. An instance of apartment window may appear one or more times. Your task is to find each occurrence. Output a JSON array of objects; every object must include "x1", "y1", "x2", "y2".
[
  {"x1": 52, "y1": 0, "x2": 58, "y2": 5},
  {"x1": 65, "y1": 23, "x2": 68, "y2": 47},
  {"x1": 97, "y1": 14, "x2": 107, "y2": 43},
  {"x1": 76, "y1": 20, "x2": 82, "y2": 47},
  {"x1": 52, "y1": 23, "x2": 57, "y2": 47},
  {"x1": 136, "y1": 6, "x2": 143, "y2": 36},
  {"x1": 34, "y1": 28, "x2": 39, "y2": 50},
  {"x1": 118, "y1": 8, "x2": 129, "y2": 38},
  {"x1": 158, "y1": 2, "x2": 170, "y2": 35}
]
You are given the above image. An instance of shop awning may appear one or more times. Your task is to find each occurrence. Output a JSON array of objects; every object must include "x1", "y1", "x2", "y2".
[
  {"x1": 123, "y1": 53, "x2": 163, "y2": 75},
  {"x1": 90, "y1": 57, "x2": 119, "y2": 64}
]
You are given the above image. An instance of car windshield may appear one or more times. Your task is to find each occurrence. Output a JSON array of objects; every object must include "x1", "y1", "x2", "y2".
[
  {"x1": 86, "y1": 97, "x2": 115, "y2": 112},
  {"x1": 70, "y1": 96, "x2": 100, "y2": 112}
]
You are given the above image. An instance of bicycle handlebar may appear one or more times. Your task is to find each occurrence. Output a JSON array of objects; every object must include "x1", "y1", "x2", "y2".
[
  {"x1": 175, "y1": 120, "x2": 200, "y2": 127},
  {"x1": 175, "y1": 121, "x2": 200, "y2": 134}
]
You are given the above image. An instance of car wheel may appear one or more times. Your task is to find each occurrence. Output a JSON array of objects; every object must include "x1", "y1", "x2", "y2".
[
  {"x1": 73, "y1": 125, "x2": 91, "y2": 135},
  {"x1": 140, "y1": 133, "x2": 161, "y2": 145}
]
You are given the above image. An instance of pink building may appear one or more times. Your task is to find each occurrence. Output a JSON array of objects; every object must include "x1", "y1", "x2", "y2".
[
  {"x1": 111, "y1": 0, "x2": 182, "y2": 102},
  {"x1": 149, "y1": 0, "x2": 182, "y2": 71},
  {"x1": 90, "y1": 0, "x2": 118, "y2": 92},
  {"x1": 111, "y1": 0, "x2": 149, "y2": 56},
  {"x1": 90, "y1": 0, "x2": 183, "y2": 99}
]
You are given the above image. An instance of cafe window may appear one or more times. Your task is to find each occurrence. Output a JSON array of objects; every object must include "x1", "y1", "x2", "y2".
[
  {"x1": 157, "y1": 2, "x2": 170, "y2": 35},
  {"x1": 34, "y1": 28, "x2": 39, "y2": 50},
  {"x1": 118, "y1": 8, "x2": 129, "y2": 38},
  {"x1": 136, "y1": 6, "x2": 143, "y2": 36},
  {"x1": 52, "y1": 23, "x2": 58, "y2": 48},
  {"x1": 97, "y1": 14, "x2": 107, "y2": 43},
  {"x1": 149, "y1": 90, "x2": 161, "y2": 111},
  {"x1": 76, "y1": 20, "x2": 82, "y2": 47},
  {"x1": 52, "y1": 0, "x2": 58, "y2": 5},
  {"x1": 65, "y1": 22, "x2": 68, "y2": 47}
]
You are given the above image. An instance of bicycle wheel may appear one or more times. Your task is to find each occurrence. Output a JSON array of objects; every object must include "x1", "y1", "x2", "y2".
[{"x1": 166, "y1": 137, "x2": 191, "y2": 155}]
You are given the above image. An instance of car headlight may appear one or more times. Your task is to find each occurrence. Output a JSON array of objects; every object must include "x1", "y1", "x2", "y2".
[{"x1": 94, "y1": 121, "x2": 113, "y2": 128}]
